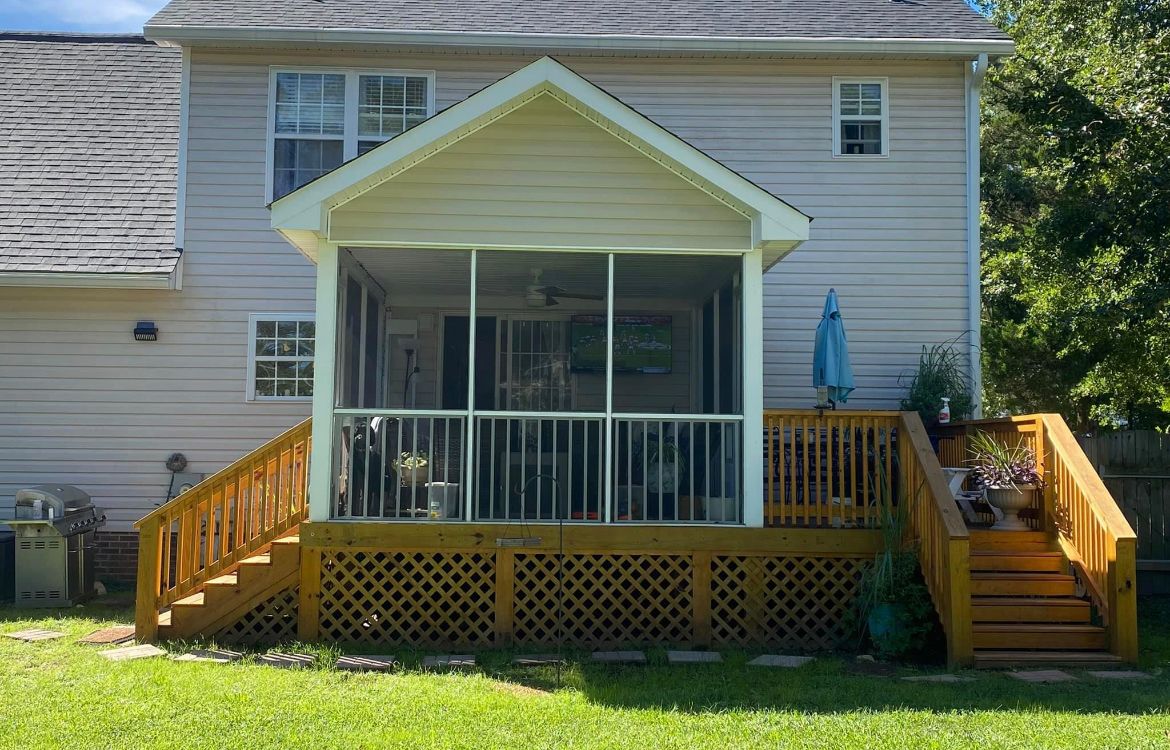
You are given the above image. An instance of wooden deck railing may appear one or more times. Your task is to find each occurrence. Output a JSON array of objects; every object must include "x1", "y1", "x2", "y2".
[
  {"x1": 763, "y1": 410, "x2": 900, "y2": 528},
  {"x1": 135, "y1": 418, "x2": 312, "y2": 640},
  {"x1": 936, "y1": 413, "x2": 1138, "y2": 661},
  {"x1": 897, "y1": 412, "x2": 973, "y2": 668},
  {"x1": 1042, "y1": 414, "x2": 1139, "y2": 660}
]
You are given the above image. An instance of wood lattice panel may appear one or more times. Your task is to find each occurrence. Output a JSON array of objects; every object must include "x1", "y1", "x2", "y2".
[
  {"x1": 318, "y1": 550, "x2": 496, "y2": 646},
  {"x1": 212, "y1": 585, "x2": 299, "y2": 647},
  {"x1": 710, "y1": 556, "x2": 864, "y2": 650},
  {"x1": 512, "y1": 554, "x2": 693, "y2": 646}
]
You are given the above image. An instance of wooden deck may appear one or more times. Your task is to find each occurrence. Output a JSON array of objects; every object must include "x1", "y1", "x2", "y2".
[{"x1": 133, "y1": 410, "x2": 1138, "y2": 668}]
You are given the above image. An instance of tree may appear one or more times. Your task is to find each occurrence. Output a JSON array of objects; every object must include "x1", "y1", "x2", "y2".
[{"x1": 975, "y1": 0, "x2": 1170, "y2": 430}]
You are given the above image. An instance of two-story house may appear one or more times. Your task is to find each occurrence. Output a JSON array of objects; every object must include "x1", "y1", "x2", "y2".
[{"x1": 0, "y1": 3, "x2": 1139, "y2": 668}]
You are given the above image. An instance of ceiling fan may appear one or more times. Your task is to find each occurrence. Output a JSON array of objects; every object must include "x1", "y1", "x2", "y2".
[{"x1": 525, "y1": 269, "x2": 604, "y2": 307}]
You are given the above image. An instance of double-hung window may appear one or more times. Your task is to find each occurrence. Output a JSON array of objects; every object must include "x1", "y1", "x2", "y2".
[
  {"x1": 269, "y1": 69, "x2": 435, "y2": 200},
  {"x1": 832, "y1": 78, "x2": 888, "y2": 157},
  {"x1": 248, "y1": 313, "x2": 316, "y2": 401}
]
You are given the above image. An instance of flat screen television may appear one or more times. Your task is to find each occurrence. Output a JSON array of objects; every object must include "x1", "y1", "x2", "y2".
[{"x1": 571, "y1": 315, "x2": 672, "y2": 374}]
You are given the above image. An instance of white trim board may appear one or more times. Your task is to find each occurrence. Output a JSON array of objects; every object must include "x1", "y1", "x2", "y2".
[{"x1": 272, "y1": 57, "x2": 810, "y2": 262}]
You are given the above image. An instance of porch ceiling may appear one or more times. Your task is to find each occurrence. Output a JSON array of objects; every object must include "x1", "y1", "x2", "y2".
[{"x1": 272, "y1": 57, "x2": 810, "y2": 266}]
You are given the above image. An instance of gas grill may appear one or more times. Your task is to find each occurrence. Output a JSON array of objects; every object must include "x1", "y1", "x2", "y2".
[{"x1": 6, "y1": 485, "x2": 104, "y2": 607}]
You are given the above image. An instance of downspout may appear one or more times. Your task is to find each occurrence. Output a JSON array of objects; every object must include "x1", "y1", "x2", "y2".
[{"x1": 965, "y1": 53, "x2": 989, "y2": 417}]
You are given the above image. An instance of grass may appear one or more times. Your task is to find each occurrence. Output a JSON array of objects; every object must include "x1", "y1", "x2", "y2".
[{"x1": 1, "y1": 596, "x2": 1169, "y2": 749}]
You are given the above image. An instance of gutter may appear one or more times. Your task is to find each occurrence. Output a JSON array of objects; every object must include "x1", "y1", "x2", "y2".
[
  {"x1": 0, "y1": 271, "x2": 175, "y2": 290},
  {"x1": 144, "y1": 25, "x2": 1015, "y2": 58},
  {"x1": 966, "y1": 53, "x2": 989, "y2": 416}
]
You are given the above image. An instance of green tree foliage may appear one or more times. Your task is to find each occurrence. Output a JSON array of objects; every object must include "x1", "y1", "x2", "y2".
[{"x1": 976, "y1": 0, "x2": 1170, "y2": 429}]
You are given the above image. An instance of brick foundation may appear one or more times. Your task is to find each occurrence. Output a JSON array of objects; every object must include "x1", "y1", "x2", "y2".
[{"x1": 94, "y1": 530, "x2": 139, "y2": 584}]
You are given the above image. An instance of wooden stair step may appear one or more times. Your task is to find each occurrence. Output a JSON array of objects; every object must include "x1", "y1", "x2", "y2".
[
  {"x1": 172, "y1": 591, "x2": 205, "y2": 608},
  {"x1": 972, "y1": 596, "x2": 1091, "y2": 623},
  {"x1": 968, "y1": 530, "x2": 1054, "y2": 552},
  {"x1": 970, "y1": 550, "x2": 1065, "y2": 573},
  {"x1": 973, "y1": 623, "x2": 1108, "y2": 651},
  {"x1": 970, "y1": 572, "x2": 1077, "y2": 597},
  {"x1": 974, "y1": 650, "x2": 1123, "y2": 669}
]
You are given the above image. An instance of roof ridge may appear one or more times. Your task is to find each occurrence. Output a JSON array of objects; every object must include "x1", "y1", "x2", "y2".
[{"x1": 0, "y1": 31, "x2": 151, "y2": 44}]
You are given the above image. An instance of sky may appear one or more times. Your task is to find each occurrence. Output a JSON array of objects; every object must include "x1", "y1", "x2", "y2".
[{"x1": 0, "y1": 0, "x2": 168, "y2": 33}]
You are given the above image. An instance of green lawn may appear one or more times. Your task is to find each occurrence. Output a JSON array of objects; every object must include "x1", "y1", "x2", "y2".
[{"x1": 2, "y1": 596, "x2": 1169, "y2": 749}]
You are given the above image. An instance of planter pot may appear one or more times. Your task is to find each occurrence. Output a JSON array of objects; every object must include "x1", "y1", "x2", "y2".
[
  {"x1": 866, "y1": 601, "x2": 909, "y2": 656},
  {"x1": 395, "y1": 465, "x2": 429, "y2": 487},
  {"x1": 985, "y1": 484, "x2": 1038, "y2": 531}
]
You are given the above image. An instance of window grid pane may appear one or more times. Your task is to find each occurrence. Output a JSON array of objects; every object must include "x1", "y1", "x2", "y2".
[
  {"x1": 274, "y1": 73, "x2": 345, "y2": 135},
  {"x1": 357, "y1": 74, "x2": 429, "y2": 139},
  {"x1": 254, "y1": 318, "x2": 315, "y2": 399},
  {"x1": 837, "y1": 81, "x2": 884, "y2": 156}
]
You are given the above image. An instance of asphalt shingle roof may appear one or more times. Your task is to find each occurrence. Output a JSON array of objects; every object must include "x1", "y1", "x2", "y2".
[
  {"x1": 0, "y1": 33, "x2": 181, "y2": 275},
  {"x1": 148, "y1": 0, "x2": 1009, "y2": 41}
]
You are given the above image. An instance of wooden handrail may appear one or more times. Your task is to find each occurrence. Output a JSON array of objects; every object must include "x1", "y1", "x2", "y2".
[
  {"x1": 1040, "y1": 414, "x2": 1138, "y2": 660},
  {"x1": 897, "y1": 411, "x2": 973, "y2": 668},
  {"x1": 135, "y1": 418, "x2": 312, "y2": 641}
]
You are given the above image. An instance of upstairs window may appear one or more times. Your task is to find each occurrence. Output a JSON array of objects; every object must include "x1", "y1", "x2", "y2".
[
  {"x1": 248, "y1": 314, "x2": 315, "y2": 401},
  {"x1": 269, "y1": 69, "x2": 435, "y2": 200},
  {"x1": 833, "y1": 78, "x2": 888, "y2": 157}
]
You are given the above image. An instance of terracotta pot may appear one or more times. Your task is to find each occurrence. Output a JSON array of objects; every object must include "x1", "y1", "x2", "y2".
[{"x1": 986, "y1": 484, "x2": 1037, "y2": 531}]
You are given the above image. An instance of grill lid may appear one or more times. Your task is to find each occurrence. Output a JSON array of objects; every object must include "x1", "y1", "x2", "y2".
[{"x1": 15, "y1": 485, "x2": 92, "y2": 518}]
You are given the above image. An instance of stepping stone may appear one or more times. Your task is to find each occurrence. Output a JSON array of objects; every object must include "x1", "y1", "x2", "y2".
[
  {"x1": 1086, "y1": 670, "x2": 1152, "y2": 681},
  {"x1": 1007, "y1": 669, "x2": 1076, "y2": 684},
  {"x1": 78, "y1": 626, "x2": 135, "y2": 645},
  {"x1": 4, "y1": 629, "x2": 66, "y2": 643},
  {"x1": 258, "y1": 652, "x2": 315, "y2": 669},
  {"x1": 422, "y1": 654, "x2": 475, "y2": 670},
  {"x1": 902, "y1": 674, "x2": 974, "y2": 683},
  {"x1": 171, "y1": 649, "x2": 243, "y2": 664},
  {"x1": 667, "y1": 650, "x2": 723, "y2": 664},
  {"x1": 512, "y1": 654, "x2": 565, "y2": 667},
  {"x1": 100, "y1": 644, "x2": 166, "y2": 662},
  {"x1": 336, "y1": 655, "x2": 397, "y2": 672},
  {"x1": 748, "y1": 654, "x2": 815, "y2": 668},
  {"x1": 591, "y1": 650, "x2": 646, "y2": 664}
]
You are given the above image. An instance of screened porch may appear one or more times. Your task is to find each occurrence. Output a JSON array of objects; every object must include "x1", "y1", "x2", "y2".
[{"x1": 329, "y1": 247, "x2": 748, "y2": 525}]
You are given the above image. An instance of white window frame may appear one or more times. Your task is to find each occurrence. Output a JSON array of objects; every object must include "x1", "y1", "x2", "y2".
[
  {"x1": 832, "y1": 76, "x2": 889, "y2": 158},
  {"x1": 266, "y1": 67, "x2": 437, "y2": 202},
  {"x1": 247, "y1": 312, "x2": 317, "y2": 402}
]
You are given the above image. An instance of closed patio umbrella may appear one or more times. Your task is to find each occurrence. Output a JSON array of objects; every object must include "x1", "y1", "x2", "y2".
[{"x1": 813, "y1": 288, "x2": 855, "y2": 406}]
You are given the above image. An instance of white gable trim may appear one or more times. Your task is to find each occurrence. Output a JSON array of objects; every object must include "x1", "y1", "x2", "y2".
[{"x1": 271, "y1": 57, "x2": 810, "y2": 260}]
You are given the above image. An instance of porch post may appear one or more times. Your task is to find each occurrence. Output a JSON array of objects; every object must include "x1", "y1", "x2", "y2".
[
  {"x1": 741, "y1": 249, "x2": 765, "y2": 527},
  {"x1": 604, "y1": 253, "x2": 615, "y2": 523},
  {"x1": 464, "y1": 249, "x2": 478, "y2": 521},
  {"x1": 308, "y1": 243, "x2": 340, "y2": 523}
]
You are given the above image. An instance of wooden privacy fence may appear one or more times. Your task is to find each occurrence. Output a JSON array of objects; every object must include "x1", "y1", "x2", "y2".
[
  {"x1": 135, "y1": 419, "x2": 312, "y2": 640},
  {"x1": 936, "y1": 414, "x2": 1138, "y2": 661}
]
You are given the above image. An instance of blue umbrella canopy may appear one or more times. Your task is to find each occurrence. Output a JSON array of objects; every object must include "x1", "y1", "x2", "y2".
[{"x1": 813, "y1": 288, "x2": 855, "y2": 404}]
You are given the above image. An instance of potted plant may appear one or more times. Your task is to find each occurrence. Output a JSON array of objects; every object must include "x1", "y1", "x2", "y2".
[
  {"x1": 968, "y1": 432, "x2": 1043, "y2": 531},
  {"x1": 899, "y1": 340, "x2": 974, "y2": 439},
  {"x1": 392, "y1": 450, "x2": 430, "y2": 487},
  {"x1": 854, "y1": 478, "x2": 937, "y2": 660}
]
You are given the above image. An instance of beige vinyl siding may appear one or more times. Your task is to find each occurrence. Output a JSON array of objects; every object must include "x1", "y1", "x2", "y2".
[
  {"x1": 0, "y1": 49, "x2": 971, "y2": 525},
  {"x1": 331, "y1": 94, "x2": 751, "y2": 251}
]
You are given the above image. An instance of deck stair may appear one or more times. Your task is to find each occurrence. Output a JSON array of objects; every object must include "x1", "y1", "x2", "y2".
[
  {"x1": 968, "y1": 530, "x2": 1121, "y2": 668},
  {"x1": 157, "y1": 533, "x2": 301, "y2": 640}
]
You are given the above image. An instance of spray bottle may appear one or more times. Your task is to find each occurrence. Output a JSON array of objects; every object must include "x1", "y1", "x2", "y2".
[{"x1": 938, "y1": 397, "x2": 952, "y2": 425}]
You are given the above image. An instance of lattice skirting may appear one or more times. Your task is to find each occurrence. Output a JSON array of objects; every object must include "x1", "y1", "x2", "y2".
[
  {"x1": 306, "y1": 549, "x2": 865, "y2": 650},
  {"x1": 512, "y1": 553, "x2": 693, "y2": 646},
  {"x1": 318, "y1": 550, "x2": 497, "y2": 646},
  {"x1": 710, "y1": 556, "x2": 865, "y2": 650},
  {"x1": 212, "y1": 585, "x2": 299, "y2": 647}
]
